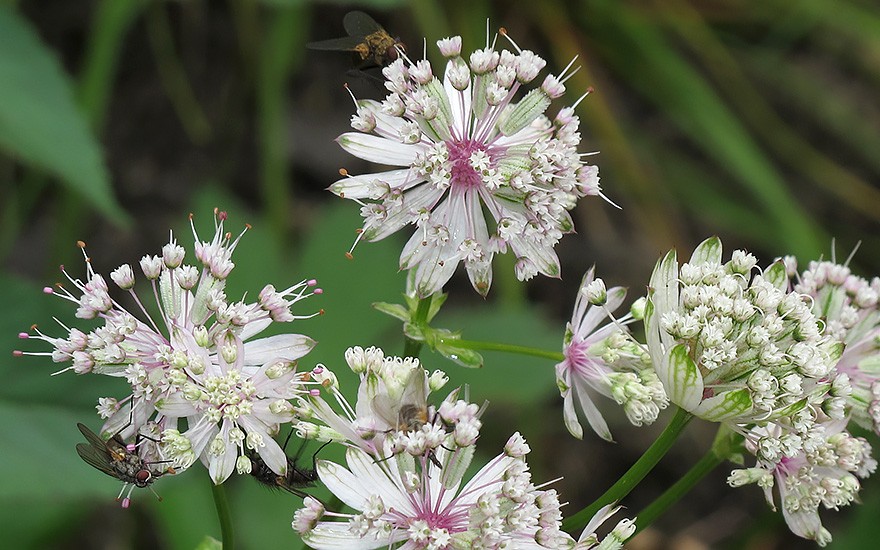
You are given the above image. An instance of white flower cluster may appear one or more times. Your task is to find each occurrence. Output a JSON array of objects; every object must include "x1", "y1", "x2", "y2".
[
  {"x1": 786, "y1": 257, "x2": 880, "y2": 434},
  {"x1": 729, "y1": 419, "x2": 876, "y2": 546},
  {"x1": 556, "y1": 268, "x2": 667, "y2": 441},
  {"x1": 331, "y1": 31, "x2": 605, "y2": 297},
  {"x1": 646, "y1": 237, "x2": 842, "y2": 426},
  {"x1": 19, "y1": 211, "x2": 322, "y2": 485},
  {"x1": 641, "y1": 237, "x2": 880, "y2": 545},
  {"x1": 293, "y1": 347, "x2": 634, "y2": 549}
]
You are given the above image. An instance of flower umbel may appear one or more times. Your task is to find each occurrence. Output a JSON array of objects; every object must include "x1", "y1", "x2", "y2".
[
  {"x1": 786, "y1": 256, "x2": 880, "y2": 434},
  {"x1": 645, "y1": 237, "x2": 842, "y2": 426},
  {"x1": 729, "y1": 418, "x2": 876, "y2": 546},
  {"x1": 556, "y1": 267, "x2": 666, "y2": 441},
  {"x1": 18, "y1": 210, "x2": 322, "y2": 484},
  {"x1": 331, "y1": 31, "x2": 606, "y2": 297}
]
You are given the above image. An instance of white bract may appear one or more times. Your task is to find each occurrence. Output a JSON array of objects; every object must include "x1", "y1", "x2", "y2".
[
  {"x1": 645, "y1": 237, "x2": 842, "y2": 426},
  {"x1": 556, "y1": 268, "x2": 666, "y2": 441},
  {"x1": 20, "y1": 211, "x2": 322, "y2": 484},
  {"x1": 331, "y1": 32, "x2": 606, "y2": 297}
]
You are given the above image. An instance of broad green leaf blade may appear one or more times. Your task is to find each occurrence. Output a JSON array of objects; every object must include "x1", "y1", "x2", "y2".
[
  {"x1": 0, "y1": 7, "x2": 126, "y2": 225},
  {"x1": 582, "y1": 0, "x2": 824, "y2": 257}
]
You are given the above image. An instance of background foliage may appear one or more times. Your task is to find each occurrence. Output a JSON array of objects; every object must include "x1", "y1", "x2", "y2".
[{"x1": 1, "y1": 0, "x2": 879, "y2": 548}]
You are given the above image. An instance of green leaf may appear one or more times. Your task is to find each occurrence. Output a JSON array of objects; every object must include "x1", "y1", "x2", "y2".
[
  {"x1": 0, "y1": 7, "x2": 126, "y2": 225},
  {"x1": 372, "y1": 301, "x2": 410, "y2": 322},
  {"x1": 194, "y1": 536, "x2": 223, "y2": 550},
  {"x1": 435, "y1": 339, "x2": 484, "y2": 368}
]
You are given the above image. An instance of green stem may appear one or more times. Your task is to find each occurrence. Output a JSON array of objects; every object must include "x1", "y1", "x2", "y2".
[
  {"x1": 257, "y1": 5, "x2": 306, "y2": 239},
  {"x1": 403, "y1": 298, "x2": 432, "y2": 358},
  {"x1": 562, "y1": 406, "x2": 693, "y2": 534},
  {"x1": 211, "y1": 482, "x2": 235, "y2": 550},
  {"x1": 440, "y1": 338, "x2": 564, "y2": 362},
  {"x1": 632, "y1": 447, "x2": 725, "y2": 535},
  {"x1": 146, "y1": 1, "x2": 211, "y2": 144}
]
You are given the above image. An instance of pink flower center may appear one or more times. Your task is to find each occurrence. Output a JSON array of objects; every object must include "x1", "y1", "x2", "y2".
[{"x1": 447, "y1": 139, "x2": 488, "y2": 190}]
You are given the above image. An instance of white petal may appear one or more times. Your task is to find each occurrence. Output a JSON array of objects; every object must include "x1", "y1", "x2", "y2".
[
  {"x1": 337, "y1": 133, "x2": 421, "y2": 166},
  {"x1": 329, "y1": 168, "x2": 423, "y2": 199},
  {"x1": 303, "y1": 522, "x2": 404, "y2": 550},
  {"x1": 243, "y1": 333, "x2": 316, "y2": 365}
]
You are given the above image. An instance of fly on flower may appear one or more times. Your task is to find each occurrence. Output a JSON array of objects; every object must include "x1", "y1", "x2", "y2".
[
  {"x1": 75, "y1": 423, "x2": 170, "y2": 508},
  {"x1": 308, "y1": 11, "x2": 404, "y2": 69},
  {"x1": 247, "y1": 432, "x2": 327, "y2": 499}
]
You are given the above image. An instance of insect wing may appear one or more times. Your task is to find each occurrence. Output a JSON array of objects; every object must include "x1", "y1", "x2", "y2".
[
  {"x1": 75, "y1": 441, "x2": 118, "y2": 479},
  {"x1": 77, "y1": 422, "x2": 108, "y2": 449},
  {"x1": 343, "y1": 10, "x2": 383, "y2": 37},
  {"x1": 306, "y1": 35, "x2": 365, "y2": 52}
]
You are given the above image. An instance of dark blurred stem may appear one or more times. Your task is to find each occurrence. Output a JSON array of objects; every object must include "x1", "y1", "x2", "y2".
[
  {"x1": 632, "y1": 447, "x2": 725, "y2": 535},
  {"x1": 212, "y1": 482, "x2": 235, "y2": 550},
  {"x1": 403, "y1": 298, "x2": 432, "y2": 358},
  {"x1": 146, "y1": 1, "x2": 211, "y2": 144},
  {"x1": 257, "y1": 5, "x2": 306, "y2": 239},
  {"x1": 77, "y1": 0, "x2": 144, "y2": 130},
  {"x1": 440, "y1": 338, "x2": 564, "y2": 362},
  {"x1": 562, "y1": 406, "x2": 693, "y2": 534}
]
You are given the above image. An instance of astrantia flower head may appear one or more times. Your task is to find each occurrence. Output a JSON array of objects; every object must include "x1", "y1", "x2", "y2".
[
  {"x1": 294, "y1": 432, "x2": 574, "y2": 549},
  {"x1": 298, "y1": 346, "x2": 467, "y2": 460},
  {"x1": 785, "y1": 256, "x2": 880, "y2": 434},
  {"x1": 18, "y1": 210, "x2": 322, "y2": 484},
  {"x1": 729, "y1": 418, "x2": 876, "y2": 546},
  {"x1": 645, "y1": 237, "x2": 843, "y2": 426},
  {"x1": 331, "y1": 29, "x2": 607, "y2": 297},
  {"x1": 556, "y1": 267, "x2": 667, "y2": 441}
]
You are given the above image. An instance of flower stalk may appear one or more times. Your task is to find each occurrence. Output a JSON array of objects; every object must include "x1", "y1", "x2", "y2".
[
  {"x1": 403, "y1": 297, "x2": 433, "y2": 358},
  {"x1": 211, "y1": 482, "x2": 234, "y2": 550},
  {"x1": 562, "y1": 406, "x2": 693, "y2": 534},
  {"x1": 632, "y1": 448, "x2": 725, "y2": 535}
]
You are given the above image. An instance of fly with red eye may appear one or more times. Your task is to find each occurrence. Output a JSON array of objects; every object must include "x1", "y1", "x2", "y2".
[{"x1": 75, "y1": 423, "x2": 171, "y2": 507}]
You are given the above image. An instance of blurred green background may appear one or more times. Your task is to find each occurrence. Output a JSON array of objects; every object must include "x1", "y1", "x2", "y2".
[{"x1": 2, "y1": 0, "x2": 880, "y2": 548}]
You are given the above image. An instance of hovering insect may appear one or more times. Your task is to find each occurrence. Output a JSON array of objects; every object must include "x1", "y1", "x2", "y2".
[
  {"x1": 75, "y1": 423, "x2": 170, "y2": 507},
  {"x1": 372, "y1": 367, "x2": 445, "y2": 468},
  {"x1": 308, "y1": 10, "x2": 404, "y2": 69},
  {"x1": 248, "y1": 432, "x2": 328, "y2": 499}
]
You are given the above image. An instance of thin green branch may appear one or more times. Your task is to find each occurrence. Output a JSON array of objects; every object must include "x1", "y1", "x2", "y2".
[
  {"x1": 632, "y1": 447, "x2": 725, "y2": 535},
  {"x1": 440, "y1": 338, "x2": 564, "y2": 362},
  {"x1": 562, "y1": 406, "x2": 693, "y2": 534},
  {"x1": 403, "y1": 298, "x2": 433, "y2": 358}
]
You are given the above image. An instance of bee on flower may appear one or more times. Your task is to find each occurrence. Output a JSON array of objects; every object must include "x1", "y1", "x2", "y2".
[
  {"x1": 293, "y1": 347, "x2": 635, "y2": 549},
  {"x1": 331, "y1": 29, "x2": 609, "y2": 297},
  {"x1": 17, "y1": 210, "x2": 323, "y2": 485}
]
